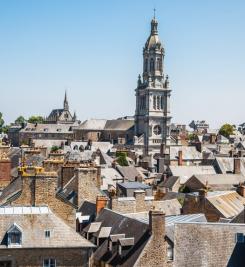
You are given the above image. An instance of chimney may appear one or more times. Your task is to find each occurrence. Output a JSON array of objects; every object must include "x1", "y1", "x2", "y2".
[
  {"x1": 237, "y1": 183, "x2": 245, "y2": 197},
  {"x1": 0, "y1": 155, "x2": 11, "y2": 184},
  {"x1": 149, "y1": 210, "x2": 165, "y2": 238},
  {"x1": 134, "y1": 190, "x2": 146, "y2": 212},
  {"x1": 234, "y1": 158, "x2": 241, "y2": 174},
  {"x1": 178, "y1": 150, "x2": 183, "y2": 166},
  {"x1": 96, "y1": 195, "x2": 108, "y2": 215}
]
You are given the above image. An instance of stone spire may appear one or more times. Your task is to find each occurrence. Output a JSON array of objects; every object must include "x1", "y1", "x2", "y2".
[
  {"x1": 143, "y1": 15, "x2": 165, "y2": 83},
  {"x1": 64, "y1": 91, "x2": 69, "y2": 111}
]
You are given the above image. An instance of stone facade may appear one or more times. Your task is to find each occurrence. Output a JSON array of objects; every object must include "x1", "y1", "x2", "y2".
[{"x1": 0, "y1": 247, "x2": 91, "y2": 267}]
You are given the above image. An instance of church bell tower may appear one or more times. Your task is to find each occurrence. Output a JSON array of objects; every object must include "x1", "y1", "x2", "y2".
[{"x1": 134, "y1": 15, "x2": 172, "y2": 154}]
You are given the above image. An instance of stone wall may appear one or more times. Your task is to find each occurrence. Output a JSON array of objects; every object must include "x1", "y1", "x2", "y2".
[
  {"x1": 173, "y1": 223, "x2": 245, "y2": 267},
  {"x1": 182, "y1": 195, "x2": 223, "y2": 222},
  {"x1": 11, "y1": 173, "x2": 76, "y2": 228},
  {"x1": 0, "y1": 248, "x2": 91, "y2": 267},
  {"x1": 111, "y1": 191, "x2": 154, "y2": 213}
]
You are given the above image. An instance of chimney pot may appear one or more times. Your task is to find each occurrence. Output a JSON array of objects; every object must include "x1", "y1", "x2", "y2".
[{"x1": 96, "y1": 195, "x2": 108, "y2": 215}]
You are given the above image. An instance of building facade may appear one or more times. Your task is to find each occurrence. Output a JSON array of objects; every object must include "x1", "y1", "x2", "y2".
[{"x1": 134, "y1": 16, "x2": 171, "y2": 154}]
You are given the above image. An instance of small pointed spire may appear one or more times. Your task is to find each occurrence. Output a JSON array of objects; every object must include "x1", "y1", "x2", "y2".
[
  {"x1": 73, "y1": 111, "x2": 77, "y2": 121},
  {"x1": 151, "y1": 8, "x2": 158, "y2": 35},
  {"x1": 64, "y1": 90, "x2": 69, "y2": 111}
]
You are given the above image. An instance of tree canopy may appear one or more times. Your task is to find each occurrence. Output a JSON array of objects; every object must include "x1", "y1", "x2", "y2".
[
  {"x1": 116, "y1": 151, "x2": 129, "y2": 166},
  {"x1": 0, "y1": 113, "x2": 4, "y2": 133},
  {"x1": 15, "y1": 116, "x2": 26, "y2": 125},
  {"x1": 219, "y1": 123, "x2": 234, "y2": 138},
  {"x1": 28, "y1": 116, "x2": 44, "y2": 124}
]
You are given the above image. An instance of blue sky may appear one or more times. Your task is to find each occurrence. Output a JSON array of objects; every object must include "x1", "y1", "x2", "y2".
[{"x1": 0, "y1": 0, "x2": 244, "y2": 128}]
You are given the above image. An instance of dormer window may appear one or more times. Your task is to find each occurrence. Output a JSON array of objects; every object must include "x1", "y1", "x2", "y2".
[{"x1": 7, "y1": 223, "x2": 22, "y2": 247}]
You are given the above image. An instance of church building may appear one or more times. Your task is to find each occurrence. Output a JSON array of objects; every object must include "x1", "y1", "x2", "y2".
[
  {"x1": 45, "y1": 92, "x2": 76, "y2": 124},
  {"x1": 134, "y1": 16, "x2": 172, "y2": 154}
]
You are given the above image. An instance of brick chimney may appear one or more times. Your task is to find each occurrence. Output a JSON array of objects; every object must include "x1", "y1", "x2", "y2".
[
  {"x1": 0, "y1": 156, "x2": 11, "y2": 183},
  {"x1": 149, "y1": 210, "x2": 165, "y2": 237},
  {"x1": 178, "y1": 150, "x2": 183, "y2": 166},
  {"x1": 234, "y1": 158, "x2": 241, "y2": 174},
  {"x1": 96, "y1": 195, "x2": 108, "y2": 215}
]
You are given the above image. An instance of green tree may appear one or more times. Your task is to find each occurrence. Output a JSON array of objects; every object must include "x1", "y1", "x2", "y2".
[
  {"x1": 219, "y1": 123, "x2": 234, "y2": 138},
  {"x1": 15, "y1": 116, "x2": 26, "y2": 125},
  {"x1": 0, "y1": 112, "x2": 5, "y2": 133},
  {"x1": 28, "y1": 116, "x2": 44, "y2": 124},
  {"x1": 51, "y1": 145, "x2": 60, "y2": 153},
  {"x1": 116, "y1": 152, "x2": 129, "y2": 166}
]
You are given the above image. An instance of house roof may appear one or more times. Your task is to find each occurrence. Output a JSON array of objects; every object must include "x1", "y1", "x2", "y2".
[
  {"x1": 116, "y1": 166, "x2": 143, "y2": 182},
  {"x1": 101, "y1": 168, "x2": 123, "y2": 191},
  {"x1": 117, "y1": 182, "x2": 151, "y2": 190},
  {"x1": 78, "y1": 119, "x2": 107, "y2": 130},
  {"x1": 91, "y1": 208, "x2": 150, "y2": 267},
  {"x1": 215, "y1": 157, "x2": 245, "y2": 176},
  {"x1": 169, "y1": 146, "x2": 202, "y2": 160},
  {"x1": 0, "y1": 177, "x2": 22, "y2": 205},
  {"x1": 169, "y1": 165, "x2": 216, "y2": 184},
  {"x1": 104, "y1": 120, "x2": 134, "y2": 131},
  {"x1": 0, "y1": 206, "x2": 94, "y2": 248},
  {"x1": 21, "y1": 123, "x2": 73, "y2": 134},
  {"x1": 206, "y1": 191, "x2": 245, "y2": 218},
  {"x1": 189, "y1": 174, "x2": 245, "y2": 186}
]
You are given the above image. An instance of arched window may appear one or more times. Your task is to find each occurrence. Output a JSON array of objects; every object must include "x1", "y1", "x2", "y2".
[
  {"x1": 153, "y1": 96, "x2": 156, "y2": 110},
  {"x1": 144, "y1": 58, "x2": 148, "y2": 72},
  {"x1": 161, "y1": 96, "x2": 164, "y2": 109},
  {"x1": 157, "y1": 96, "x2": 160, "y2": 109},
  {"x1": 156, "y1": 58, "x2": 162, "y2": 71},
  {"x1": 150, "y1": 58, "x2": 154, "y2": 72}
]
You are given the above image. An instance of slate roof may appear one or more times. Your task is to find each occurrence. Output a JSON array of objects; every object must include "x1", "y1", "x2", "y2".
[
  {"x1": 168, "y1": 165, "x2": 216, "y2": 184},
  {"x1": 117, "y1": 182, "x2": 151, "y2": 190},
  {"x1": 48, "y1": 108, "x2": 64, "y2": 118},
  {"x1": 0, "y1": 206, "x2": 94, "y2": 248},
  {"x1": 116, "y1": 166, "x2": 143, "y2": 182},
  {"x1": 100, "y1": 168, "x2": 123, "y2": 191},
  {"x1": 91, "y1": 208, "x2": 150, "y2": 267},
  {"x1": 0, "y1": 177, "x2": 22, "y2": 205},
  {"x1": 159, "y1": 176, "x2": 179, "y2": 189},
  {"x1": 78, "y1": 119, "x2": 107, "y2": 130},
  {"x1": 170, "y1": 146, "x2": 202, "y2": 160},
  {"x1": 104, "y1": 120, "x2": 134, "y2": 131},
  {"x1": 189, "y1": 174, "x2": 245, "y2": 186},
  {"x1": 21, "y1": 123, "x2": 73, "y2": 133},
  {"x1": 215, "y1": 157, "x2": 245, "y2": 176}
]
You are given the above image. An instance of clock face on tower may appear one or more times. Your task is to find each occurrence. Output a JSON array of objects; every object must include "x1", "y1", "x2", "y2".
[{"x1": 153, "y1": 125, "x2": 161, "y2": 135}]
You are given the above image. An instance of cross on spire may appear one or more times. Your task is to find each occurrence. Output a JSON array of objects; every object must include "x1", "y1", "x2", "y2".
[{"x1": 153, "y1": 8, "x2": 156, "y2": 19}]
